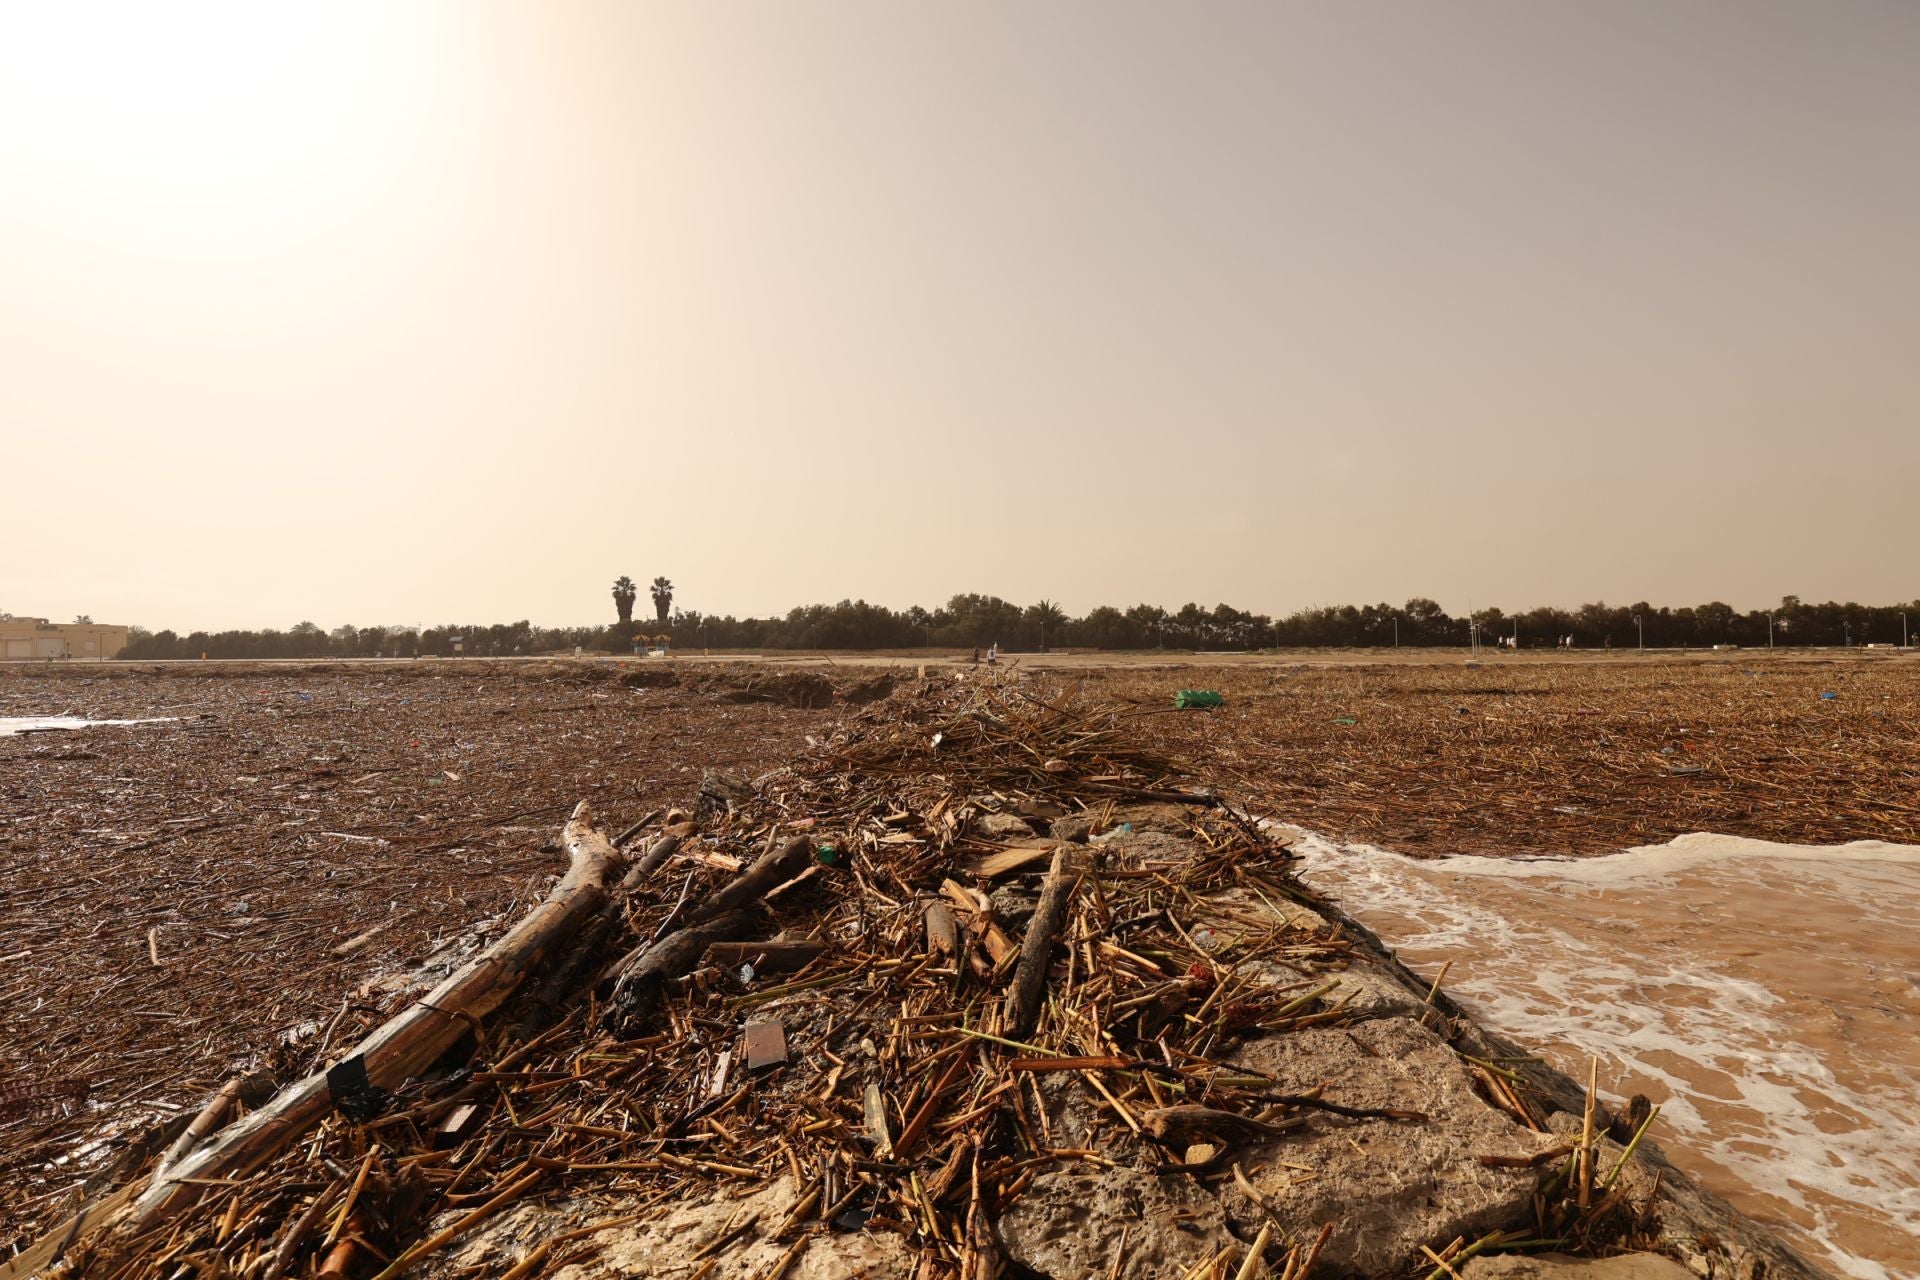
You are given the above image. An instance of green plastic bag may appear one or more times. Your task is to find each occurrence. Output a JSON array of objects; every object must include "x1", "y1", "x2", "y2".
[{"x1": 1174, "y1": 689, "x2": 1225, "y2": 709}]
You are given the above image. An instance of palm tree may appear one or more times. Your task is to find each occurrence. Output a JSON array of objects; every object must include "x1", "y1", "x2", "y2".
[
  {"x1": 612, "y1": 576, "x2": 637, "y2": 625},
  {"x1": 1028, "y1": 599, "x2": 1067, "y2": 652},
  {"x1": 650, "y1": 577, "x2": 675, "y2": 624}
]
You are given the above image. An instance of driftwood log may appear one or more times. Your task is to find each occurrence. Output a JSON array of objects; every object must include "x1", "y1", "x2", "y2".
[
  {"x1": 152, "y1": 1070, "x2": 274, "y2": 1179},
  {"x1": 703, "y1": 939, "x2": 828, "y2": 973},
  {"x1": 1002, "y1": 845, "x2": 1081, "y2": 1038},
  {"x1": 18, "y1": 801, "x2": 624, "y2": 1279},
  {"x1": 686, "y1": 836, "x2": 813, "y2": 924},
  {"x1": 598, "y1": 836, "x2": 819, "y2": 1031},
  {"x1": 600, "y1": 836, "x2": 812, "y2": 982},
  {"x1": 620, "y1": 832, "x2": 684, "y2": 889},
  {"x1": 924, "y1": 901, "x2": 959, "y2": 958},
  {"x1": 607, "y1": 911, "x2": 762, "y2": 1025},
  {"x1": 517, "y1": 831, "x2": 690, "y2": 1036}
]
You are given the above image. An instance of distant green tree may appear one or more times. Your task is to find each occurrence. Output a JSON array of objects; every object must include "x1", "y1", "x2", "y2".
[
  {"x1": 650, "y1": 577, "x2": 674, "y2": 624},
  {"x1": 1071, "y1": 606, "x2": 1136, "y2": 648},
  {"x1": 1171, "y1": 602, "x2": 1210, "y2": 647},
  {"x1": 613, "y1": 576, "x2": 637, "y2": 625},
  {"x1": 940, "y1": 594, "x2": 1022, "y2": 647},
  {"x1": 1126, "y1": 603, "x2": 1169, "y2": 647}
]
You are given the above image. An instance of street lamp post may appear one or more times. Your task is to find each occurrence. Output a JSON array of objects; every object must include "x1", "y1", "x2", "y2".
[
  {"x1": 1767, "y1": 613, "x2": 1774, "y2": 649},
  {"x1": 1634, "y1": 614, "x2": 1644, "y2": 651},
  {"x1": 1393, "y1": 617, "x2": 1399, "y2": 648},
  {"x1": 1903, "y1": 612, "x2": 1909, "y2": 648},
  {"x1": 1845, "y1": 620, "x2": 1853, "y2": 647}
]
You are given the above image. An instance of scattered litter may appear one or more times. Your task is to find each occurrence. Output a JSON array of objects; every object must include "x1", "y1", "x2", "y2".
[{"x1": 742, "y1": 1018, "x2": 789, "y2": 1071}]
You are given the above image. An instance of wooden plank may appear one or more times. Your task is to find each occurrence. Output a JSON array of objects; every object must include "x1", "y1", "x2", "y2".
[{"x1": 964, "y1": 839, "x2": 1065, "y2": 879}]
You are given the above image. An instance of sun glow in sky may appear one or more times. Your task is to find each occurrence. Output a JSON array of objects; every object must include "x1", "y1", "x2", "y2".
[
  {"x1": 2, "y1": 5, "x2": 428, "y2": 255},
  {"x1": 3, "y1": 2, "x2": 1918, "y2": 630}
]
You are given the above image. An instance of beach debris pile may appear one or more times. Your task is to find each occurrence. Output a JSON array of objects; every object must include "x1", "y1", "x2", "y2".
[
  {"x1": 0, "y1": 658, "x2": 859, "y2": 1237},
  {"x1": 6, "y1": 678, "x2": 1800, "y2": 1280}
]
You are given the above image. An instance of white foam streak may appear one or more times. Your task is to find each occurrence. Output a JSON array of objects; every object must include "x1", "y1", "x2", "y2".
[
  {"x1": 1284, "y1": 827, "x2": 1920, "y2": 1280},
  {"x1": 0, "y1": 715, "x2": 175, "y2": 736}
]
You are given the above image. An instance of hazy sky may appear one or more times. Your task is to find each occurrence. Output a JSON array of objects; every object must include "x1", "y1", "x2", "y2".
[{"x1": 4, "y1": 2, "x2": 1917, "y2": 630}]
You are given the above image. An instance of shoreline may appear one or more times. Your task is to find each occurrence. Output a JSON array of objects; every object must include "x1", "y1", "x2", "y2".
[
  {"x1": 1, "y1": 663, "x2": 1894, "y2": 1275},
  {"x1": 2, "y1": 683, "x2": 1834, "y2": 1279}
]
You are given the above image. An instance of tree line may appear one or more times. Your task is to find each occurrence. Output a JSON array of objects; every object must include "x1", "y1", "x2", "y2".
[{"x1": 117, "y1": 593, "x2": 1917, "y2": 659}]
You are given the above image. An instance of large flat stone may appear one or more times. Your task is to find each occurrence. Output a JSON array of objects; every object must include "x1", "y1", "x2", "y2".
[
  {"x1": 1463, "y1": 1252, "x2": 1696, "y2": 1280},
  {"x1": 438, "y1": 1179, "x2": 918, "y2": 1280},
  {"x1": 1220, "y1": 1016, "x2": 1564, "y2": 1275},
  {"x1": 997, "y1": 1164, "x2": 1233, "y2": 1280}
]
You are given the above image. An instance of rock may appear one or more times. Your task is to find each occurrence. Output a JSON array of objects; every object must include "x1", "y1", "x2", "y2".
[
  {"x1": 1462, "y1": 1253, "x2": 1696, "y2": 1280},
  {"x1": 975, "y1": 812, "x2": 1037, "y2": 839},
  {"x1": 1031, "y1": 1073, "x2": 1113, "y2": 1151},
  {"x1": 1314, "y1": 958, "x2": 1434, "y2": 1021},
  {"x1": 996, "y1": 1165, "x2": 1232, "y2": 1280},
  {"x1": 997, "y1": 993, "x2": 1569, "y2": 1280},
  {"x1": 444, "y1": 1179, "x2": 917, "y2": 1280},
  {"x1": 1439, "y1": 1018, "x2": 1827, "y2": 1280},
  {"x1": 1206, "y1": 887, "x2": 1335, "y2": 934},
  {"x1": 1108, "y1": 803, "x2": 1195, "y2": 835},
  {"x1": 988, "y1": 887, "x2": 1038, "y2": 928},
  {"x1": 1050, "y1": 813, "x2": 1094, "y2": 843},
  {"x1": 696, "y1": 769, "x2": 753, "y2": 818},
  {"x1": 1220, "y1": 1016, "x2": 1564, "y2": 1275},
  {"x1": 1538, "y1": 1114, "x2": 1815, "y2": 1280},
  {"x1": 1050, "y1": 803, "x2": 1191, "y2": 844},
  {"x1": 1091, "y1": 830, "x2": 1194, "y2": 865}
]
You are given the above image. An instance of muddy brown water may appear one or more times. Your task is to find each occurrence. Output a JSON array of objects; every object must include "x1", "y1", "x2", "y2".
[{"x1": 1288, "y1": 829, "x2": 1920, "y2": 1280}]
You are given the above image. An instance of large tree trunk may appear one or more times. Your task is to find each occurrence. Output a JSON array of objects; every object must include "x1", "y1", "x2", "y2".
[{"x1": 21, "y1": 802, "x2": 624, "y2": 1278}]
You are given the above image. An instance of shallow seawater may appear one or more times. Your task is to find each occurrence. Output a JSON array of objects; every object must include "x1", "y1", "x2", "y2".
[
  {"x1": 0, "y1": 715, "x2": 175, "y2": 737},
  {"x1": 1286, "y1": 829, "x2": 1920, "y2": 1280}
]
